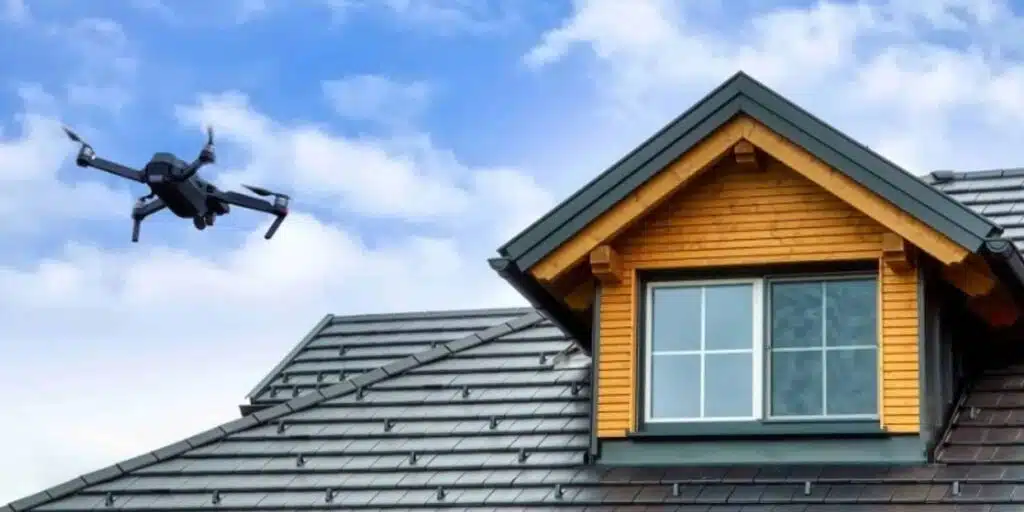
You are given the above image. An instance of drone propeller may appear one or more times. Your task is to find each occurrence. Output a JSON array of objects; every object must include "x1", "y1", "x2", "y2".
[
  {"x1": 244, "y1": 184, "x2": 289, "y2": 199},
  {"x1": 206, "y1": 125, "x2": 214, "y2": 146},
  {"x1": 62, "y1": 126, "x2": 87, "y2": 146}
]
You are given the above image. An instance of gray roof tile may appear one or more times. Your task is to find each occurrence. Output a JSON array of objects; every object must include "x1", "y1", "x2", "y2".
[
  {"x1": 16, "y1": 307, "x2": 1024, "y2": 511},
  {"x1": 925, "y1": 169, "x2": 1024, "y2": 248}
]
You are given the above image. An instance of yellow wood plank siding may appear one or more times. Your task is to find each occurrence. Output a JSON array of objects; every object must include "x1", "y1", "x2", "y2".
[
  {"x1": 880, "y1": 263, "x2": 920, "y2": 432},
  {"x1": 596, "y1": 158, "x2": 920, "y2": 437}
]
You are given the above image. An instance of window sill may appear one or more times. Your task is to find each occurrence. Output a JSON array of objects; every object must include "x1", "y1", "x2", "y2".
[{"x1": 629, "y1": 420, "x2": 886, "y2": 440}]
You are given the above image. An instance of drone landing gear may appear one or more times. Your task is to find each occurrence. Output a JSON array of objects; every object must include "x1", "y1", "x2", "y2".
[
  {"x1": 131, "y1": 195, "x2": 167, "y2": 243},
  {"x1": 193, "y1": 216, "x2": 207, "y2": 231}
]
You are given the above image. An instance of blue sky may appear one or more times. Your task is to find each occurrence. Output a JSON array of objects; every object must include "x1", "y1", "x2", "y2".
[{"x1": 5, "y1": 0, "x2": 1024, "y2": 504}]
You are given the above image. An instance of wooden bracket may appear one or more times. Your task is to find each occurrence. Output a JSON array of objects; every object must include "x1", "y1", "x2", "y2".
[
  {"x1": 942, "y1": 254, "x2": 997, "y2": 297},
  {"x1": 881, "y1": 233, "x2": 916, "y2": 273},
  {"x1": 733, "y1": 140, "x2": 760, "y2": 170},
  {"x1": 590, "y1": 245, "x2": 622, "y2": 285}
]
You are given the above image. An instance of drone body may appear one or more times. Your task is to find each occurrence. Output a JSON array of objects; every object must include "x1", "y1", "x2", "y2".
[{"x1": 64, "y1": 127, "x2": 289, "y2": 242}]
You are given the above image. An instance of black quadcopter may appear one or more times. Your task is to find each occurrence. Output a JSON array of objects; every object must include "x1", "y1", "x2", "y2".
[{"x1": 63, "y1": 126, "x2": 290, "y2": 242}]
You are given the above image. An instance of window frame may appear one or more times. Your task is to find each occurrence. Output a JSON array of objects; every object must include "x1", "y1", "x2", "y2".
[
  {"x1": 763, "y1": 274, "x2": 880, "y2": 422},
  {"x1": 643, "y1": 278, "x2": 764, "y2": 424},
  {"x1": 641, "y1": 272, "x2": 879, "y2": 428}
]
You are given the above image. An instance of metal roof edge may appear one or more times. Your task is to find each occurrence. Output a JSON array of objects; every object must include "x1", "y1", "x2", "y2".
[
  {"x1": 244, "y1": 314, "x2": 334, "y2": 401},
  {"x1": 734, "y1": 95, "x2": 992, "y2": 251},
  {"x1": 488, "y1": 257, "x2": 590, "y2": 351},
  {"x1": 732, "y1": 74, "x2": 1000, "y2": 244},
  {"x1": 501, "y1": 71, "x2": 999, "y2": 271},
  {"x1": 328, "y1": 307, "x2": 536, "y2": 323},
  {"x1": 4, "y1": 311, "x2": 546, "y2": 512},
  {"x1": 497, "y1": 71, "x2": 749, "y2": 260}
]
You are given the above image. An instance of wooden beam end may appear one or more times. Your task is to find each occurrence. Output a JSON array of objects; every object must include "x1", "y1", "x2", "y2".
[
  {"x1": 590, "y1": 245, "x2": 622, "y2": 285},
  {"x1": 942, "y1": 254, "x2": 997, "y2": 298},
  {"x1": 881, "y1": 233, "x2": 916, "y2": 273},
  {"x1": 733, "y1": 140, "x2": 760, "y2": 171}
]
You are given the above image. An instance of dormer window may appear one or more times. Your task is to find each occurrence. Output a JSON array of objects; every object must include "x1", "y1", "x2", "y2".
[{"x1": 643, "y1": 274, "x2": 878, "y2": 430}]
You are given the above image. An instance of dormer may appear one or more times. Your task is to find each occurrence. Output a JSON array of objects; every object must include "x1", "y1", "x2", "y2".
[{"x1": 492, "y1": 72, "x2": 1024, "y2": 466}]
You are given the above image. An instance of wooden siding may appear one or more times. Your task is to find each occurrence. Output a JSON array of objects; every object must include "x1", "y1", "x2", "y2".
[{"x1": 596, "y1": 158, "x2": 920, "y2": 437}]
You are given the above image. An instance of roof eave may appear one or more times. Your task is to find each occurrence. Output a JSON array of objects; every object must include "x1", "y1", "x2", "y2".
[{"x1": 488, "y1": 257, "x2": 591, "y2": 352}]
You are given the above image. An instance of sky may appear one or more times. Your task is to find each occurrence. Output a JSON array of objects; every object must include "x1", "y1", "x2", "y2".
[{"x1": 3, "y1": 0, "x2": 1024, "y2": 504}]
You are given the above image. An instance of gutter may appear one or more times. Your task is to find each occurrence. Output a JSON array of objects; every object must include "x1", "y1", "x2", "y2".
[
  {"x1": 488, "y1": 257, "x2": 592, "y2": 351},
  {"x1": 981, "y1": 239, "x2": 1024, "y2": 306}
]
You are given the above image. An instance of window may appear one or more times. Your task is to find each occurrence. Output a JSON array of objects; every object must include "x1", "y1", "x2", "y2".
[{"x1": 644, "y1": 275, "x2": 878, "y2": 424}]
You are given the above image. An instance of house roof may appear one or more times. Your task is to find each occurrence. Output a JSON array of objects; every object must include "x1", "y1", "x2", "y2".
[
  {"x1": 242, "y1": 307, "x2": 534, "y2": 412},
  {"x1": 497, "y1": 72, "x2": 1003, "y2": 273},
  {"x1": 927, "y1": 168, "x2": 1024, "y2": 249},
  {"x1": 8, "y1": 308, "x2": 1024, "y2": 510}
]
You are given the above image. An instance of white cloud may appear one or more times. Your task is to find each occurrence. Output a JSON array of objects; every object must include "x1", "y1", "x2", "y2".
[
  {"x1": 173, "y1": 90, "x2": 553, "y2": 231},
  {"x1": 0, "y1": 76, "x2": 552, "y2": 502},
  {"x1": 323, "y1": 75, "x2": 431, "y2": 127},
  {"x1": 526, "y1": 0, "x2": 1024, "y2": 173},
  {"x1": 0, "y1": 86, "x2": 128, "y2": 233}
]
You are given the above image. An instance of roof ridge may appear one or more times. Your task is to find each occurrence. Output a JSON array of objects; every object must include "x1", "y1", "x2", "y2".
[
  {"x1": 328, "y1": 306, "x2": 536, "y2": 323},
  {"x1": 928, "y1": 168, "x2": 1024, "y2": 182},
  {"x1": 4, "y1": 311, "x2": 546, "y2": 512}
]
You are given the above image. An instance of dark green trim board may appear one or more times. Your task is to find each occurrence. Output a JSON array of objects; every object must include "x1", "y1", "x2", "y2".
[
  {"x1": 633, "y1": 420, "x2": 884, "y2": 439},
  {"x1": 496, "y1": 71, "x2": 1001, "y2": 272},
  {"x1": 598, "y1": 435, "x2": 927, "y2": 466},
  {"x1": 588, "y1": 284, "x2": 601, "y2": 461},
  {"x1": 488, "y1": 257, "x2": 590, "y2": 345}
]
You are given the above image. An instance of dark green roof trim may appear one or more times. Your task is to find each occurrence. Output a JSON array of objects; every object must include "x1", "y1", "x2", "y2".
[
  {"x1": 489, "y1": 257, "x2": 590, "y2": 348},
  {"x1": 498, "y1": 72, "x2": 1002, "y2": 271}
]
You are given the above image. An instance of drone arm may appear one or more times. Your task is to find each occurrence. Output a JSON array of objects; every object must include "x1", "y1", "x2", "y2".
[
  {"x1": 84, "y1": 156, "x2": 145, "y2": 182},
  {"x1": 130, "y1": 198, "x2": 167, "y2": 243},
  {"x1": 215, "y1": 190, "x2": 289, "y2": 239},
  {"x1": 177, "y1": 159, "x2": 205, "y2": 181}
]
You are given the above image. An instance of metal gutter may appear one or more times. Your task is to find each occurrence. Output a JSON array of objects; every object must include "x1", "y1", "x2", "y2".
[{"x1": 982, "y1": 239, "x2": 1024, "y2": 305}]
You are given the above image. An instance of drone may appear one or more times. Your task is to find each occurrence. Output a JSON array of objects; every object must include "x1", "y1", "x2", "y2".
[{"x1": 63, "y1": 126, "x2": 289, "y2": 243}]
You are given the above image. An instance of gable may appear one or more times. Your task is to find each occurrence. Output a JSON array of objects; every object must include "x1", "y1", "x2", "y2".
[
  {"x1": 498, "y1": 72, "x2": 1001, "y2": 277},
  {"x1": 527, "y1": 114, "x2": 973, "y2": 287}
]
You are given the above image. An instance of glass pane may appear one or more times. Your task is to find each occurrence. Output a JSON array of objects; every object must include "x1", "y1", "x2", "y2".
[
  {"x1": 825, "y1": 279, "x2": 877, "y2": 347},
  {"x1": 705, "y1": 284, "x2": 754, "y2": 351},
  {"x1": 650, "y1": 354, "x2": 700, "y2": 419},
  {"x1": 705, "y1": 352, "x2": 753, "y2": 418},
  {"x1": 771, "y1": 282, "x2": 823, "y2": 348},
  {"x1": 771, "y1": 350, "x2": 823, "y2": 416},
  {"x1": 826, "y1": 348, "x2": 878, "y2": 415},
  {"x1": 651, "y1": 287, "x2": 701, "y2": 352}
]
